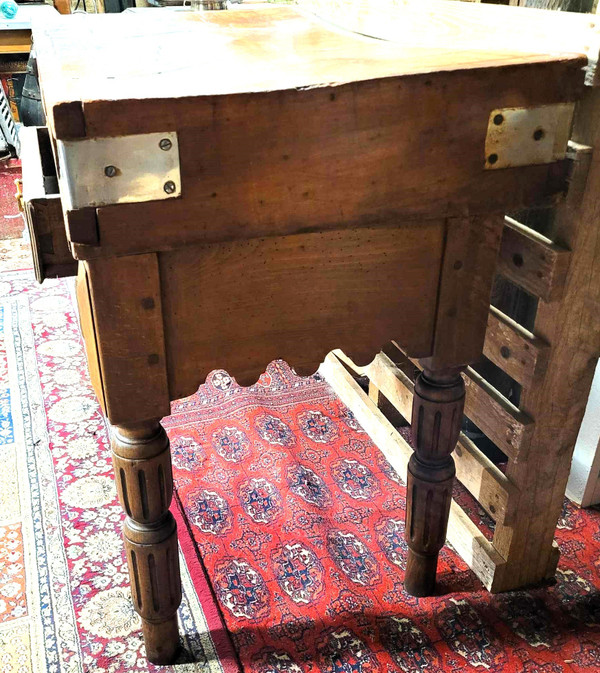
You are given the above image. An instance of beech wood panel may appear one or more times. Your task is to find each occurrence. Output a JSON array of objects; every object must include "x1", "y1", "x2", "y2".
[
  {"x1": 34, "y1": 6, "x2": 586, "y2": 125},
  {"x1": 497, "y1": 217, "x2": 572, "y2": 302},
  {"x1": 484, "y1": 305, "x2": 550, "y2": 388},
  {"x1": 159, "y1": 224, "x2": 444, "y2": 399},
  {"x1": 84, "y1": 254, "x2": 171, "y2": 425},
  {"x1": 83, "y1": 68, "x2": 575, "y2": 260},
  {"x1": 300, "y1": 0, "x2": 600, "y2": 84}
]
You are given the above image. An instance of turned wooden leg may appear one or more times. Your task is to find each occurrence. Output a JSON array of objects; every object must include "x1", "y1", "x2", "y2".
[
  {"x1": 111, "y1": 420, "x2": 182, "y2": 664},
  {"x1": 405, "y1": 367, "x2": 465, "y2": 597}
]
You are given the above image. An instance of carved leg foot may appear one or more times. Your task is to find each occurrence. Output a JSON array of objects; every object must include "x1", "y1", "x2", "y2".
[
  {"x1": 405, "y1": 367, "x2": 465, "y2": 597},
  {"x1": 111, "y1": 421, "x2": 182, "y2": 664}
]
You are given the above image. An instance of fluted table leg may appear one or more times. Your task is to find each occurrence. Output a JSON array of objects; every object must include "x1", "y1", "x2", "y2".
[
  {"x1": 404, "y1": 367, "x2": 465, "y2": 597},
  {"x1": 111, "y1": 420, "x2": 182, "y2": 664}
]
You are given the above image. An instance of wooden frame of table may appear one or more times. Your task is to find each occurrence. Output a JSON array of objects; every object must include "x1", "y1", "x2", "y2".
[{"x1": 31, "y1": 4, "x2": 589, "y2": 663}]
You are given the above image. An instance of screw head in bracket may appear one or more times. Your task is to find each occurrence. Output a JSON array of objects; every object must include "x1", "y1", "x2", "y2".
[
  {"x1": 104, "y1": 165, "x2": 118, "y2": 178},
  {"x1": 164, "y1": 180, "x2": 176, "y2": 194},
  {"x1": 159, "y1": 138, "x2": 173, "y2": 151}
]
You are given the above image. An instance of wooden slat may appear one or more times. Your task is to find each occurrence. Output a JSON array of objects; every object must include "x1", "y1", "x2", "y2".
[
  {"x1": 337, "y1": 349, "x2": 515, "y2": 524},
  {"x1": 496, "y1": 216, "x2": 571, "y2": 302},
  {"x1": 320, "y1": 352, "x2": 506, "y2": 591},
  {"x1": 484, "y1": 305, "x2": 550, "y2": 388},
  {"x1": 0, "y1": 30, "x2": 31, "y2": 54},
  {"x1": 365, "y1": 352, "x2": 415, "y2": 420},
  {"x1": 393, "y1": 342, "x2": 535, "y2": 461},
  {"x1": 454, "y1": 432, "x2": 515, "y2": 524},
  {"x1": 462, "y1": 367, "x2": 534, "y2": 462},
  {"x1": 446, "y1": 500, "x2": 507, "y2": 593}
]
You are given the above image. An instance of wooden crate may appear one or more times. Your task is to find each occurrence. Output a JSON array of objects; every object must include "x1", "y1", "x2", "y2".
[{"x1": 322, "y1": 104, "x2": 600, "y2": 591}]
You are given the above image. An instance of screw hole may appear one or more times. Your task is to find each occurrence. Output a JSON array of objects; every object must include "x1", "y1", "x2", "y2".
[
  {"x1": 453, "y1": 260, "x2": 463, "y2": 271},
  {"x1": 500, "y1": 346, "x2": 511, "y2": 359},
  {"x1": 493, "y1": 114, "x2": 504, "y2": 126},
  {"x1": 533, "y1": 128, "x2": 545, "y2": 141},
  {"x1": 512, "y1": 253, "x2": 524, "y2": 268},
  {"x1": 488, "y1": 153, "x2": 498, "y2": 165}
]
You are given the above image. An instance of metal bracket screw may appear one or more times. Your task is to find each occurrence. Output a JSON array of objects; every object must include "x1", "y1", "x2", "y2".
[{"x1": 58, "y1": 131, "x2": 181, "y2": 208}]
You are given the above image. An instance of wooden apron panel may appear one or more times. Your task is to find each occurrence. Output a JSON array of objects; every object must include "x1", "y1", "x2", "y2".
[{"x1": 159, "y1": 222, "x2": 445, "y2": 400}]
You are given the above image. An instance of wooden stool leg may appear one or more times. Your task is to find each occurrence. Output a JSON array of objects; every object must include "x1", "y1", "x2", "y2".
[
  {"x1": 111, "y1": 420, "x2": 182, "y2": 664},
  {"x1": 404, "y1": 367, "x2": 465, "y2": 597}
]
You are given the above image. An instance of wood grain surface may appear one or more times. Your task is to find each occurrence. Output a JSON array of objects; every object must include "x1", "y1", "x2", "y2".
[
  {"x1": 33, "y1": 7, "x2": 585, "y2": 262},
  {"x1": 84, "y1": 254, "x2": 171, "y2": 425},
  {"x1": 33, "y1": 5, "x2": 587, "y2": 121},
  {"x1": 159, "y1": 224, "x2": 444, "y2": 399},
  {"x1": 423, "y1": 215, "x2": 505, "y2": 370},
  {"x1": 301, "y1": 0, "x2": 600, "y2": 82}
]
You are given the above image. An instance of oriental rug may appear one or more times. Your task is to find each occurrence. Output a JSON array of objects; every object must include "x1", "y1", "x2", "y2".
[
  {"x1": 168, "y1": 363, "x2": 600, "y2": 673},
  {"x1": 4, "y1": 262, "x2": 600, "y2": 673},
  {"x1": 0, "y1": 269, "x2": 236, "y2": 673}
]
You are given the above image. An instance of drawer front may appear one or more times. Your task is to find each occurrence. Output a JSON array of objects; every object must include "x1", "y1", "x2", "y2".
[{"x1": 21, "y1": 126, "x2": 76, "y2": 282}]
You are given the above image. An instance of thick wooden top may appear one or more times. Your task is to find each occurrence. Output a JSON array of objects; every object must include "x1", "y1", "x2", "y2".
[
  {"x1": 34, "y1": 5, "x2": 589, "y2": 138},
  {"x1": 302, "y1": 0, "x2": 600, "y2": 84}
]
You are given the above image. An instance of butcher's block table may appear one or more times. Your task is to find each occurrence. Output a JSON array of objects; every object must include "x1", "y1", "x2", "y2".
[{"x1": 31, "y1": 4, "x2": 588, "y2": 663}]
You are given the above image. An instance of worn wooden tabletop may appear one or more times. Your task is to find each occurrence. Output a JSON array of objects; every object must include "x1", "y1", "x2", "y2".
[{"x1": 34, "y1": 5, "x2": 589, "y2": 106}]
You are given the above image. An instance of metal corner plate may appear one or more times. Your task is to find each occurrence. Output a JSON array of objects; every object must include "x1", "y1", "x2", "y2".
[
  {"x1": 57, "y1": 131, "x2": 181, "y2": 210},
  {"x1": 484, "y1": 104, "x2": 575, "y2": 170}
]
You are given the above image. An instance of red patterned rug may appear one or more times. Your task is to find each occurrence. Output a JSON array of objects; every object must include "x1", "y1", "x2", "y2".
[
  {"x1": 4, "y1": 256, "x2": 600, "y2": 672},
  {"x1": 167, "y1": 362, "x2": 600, "y2": 673}
]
